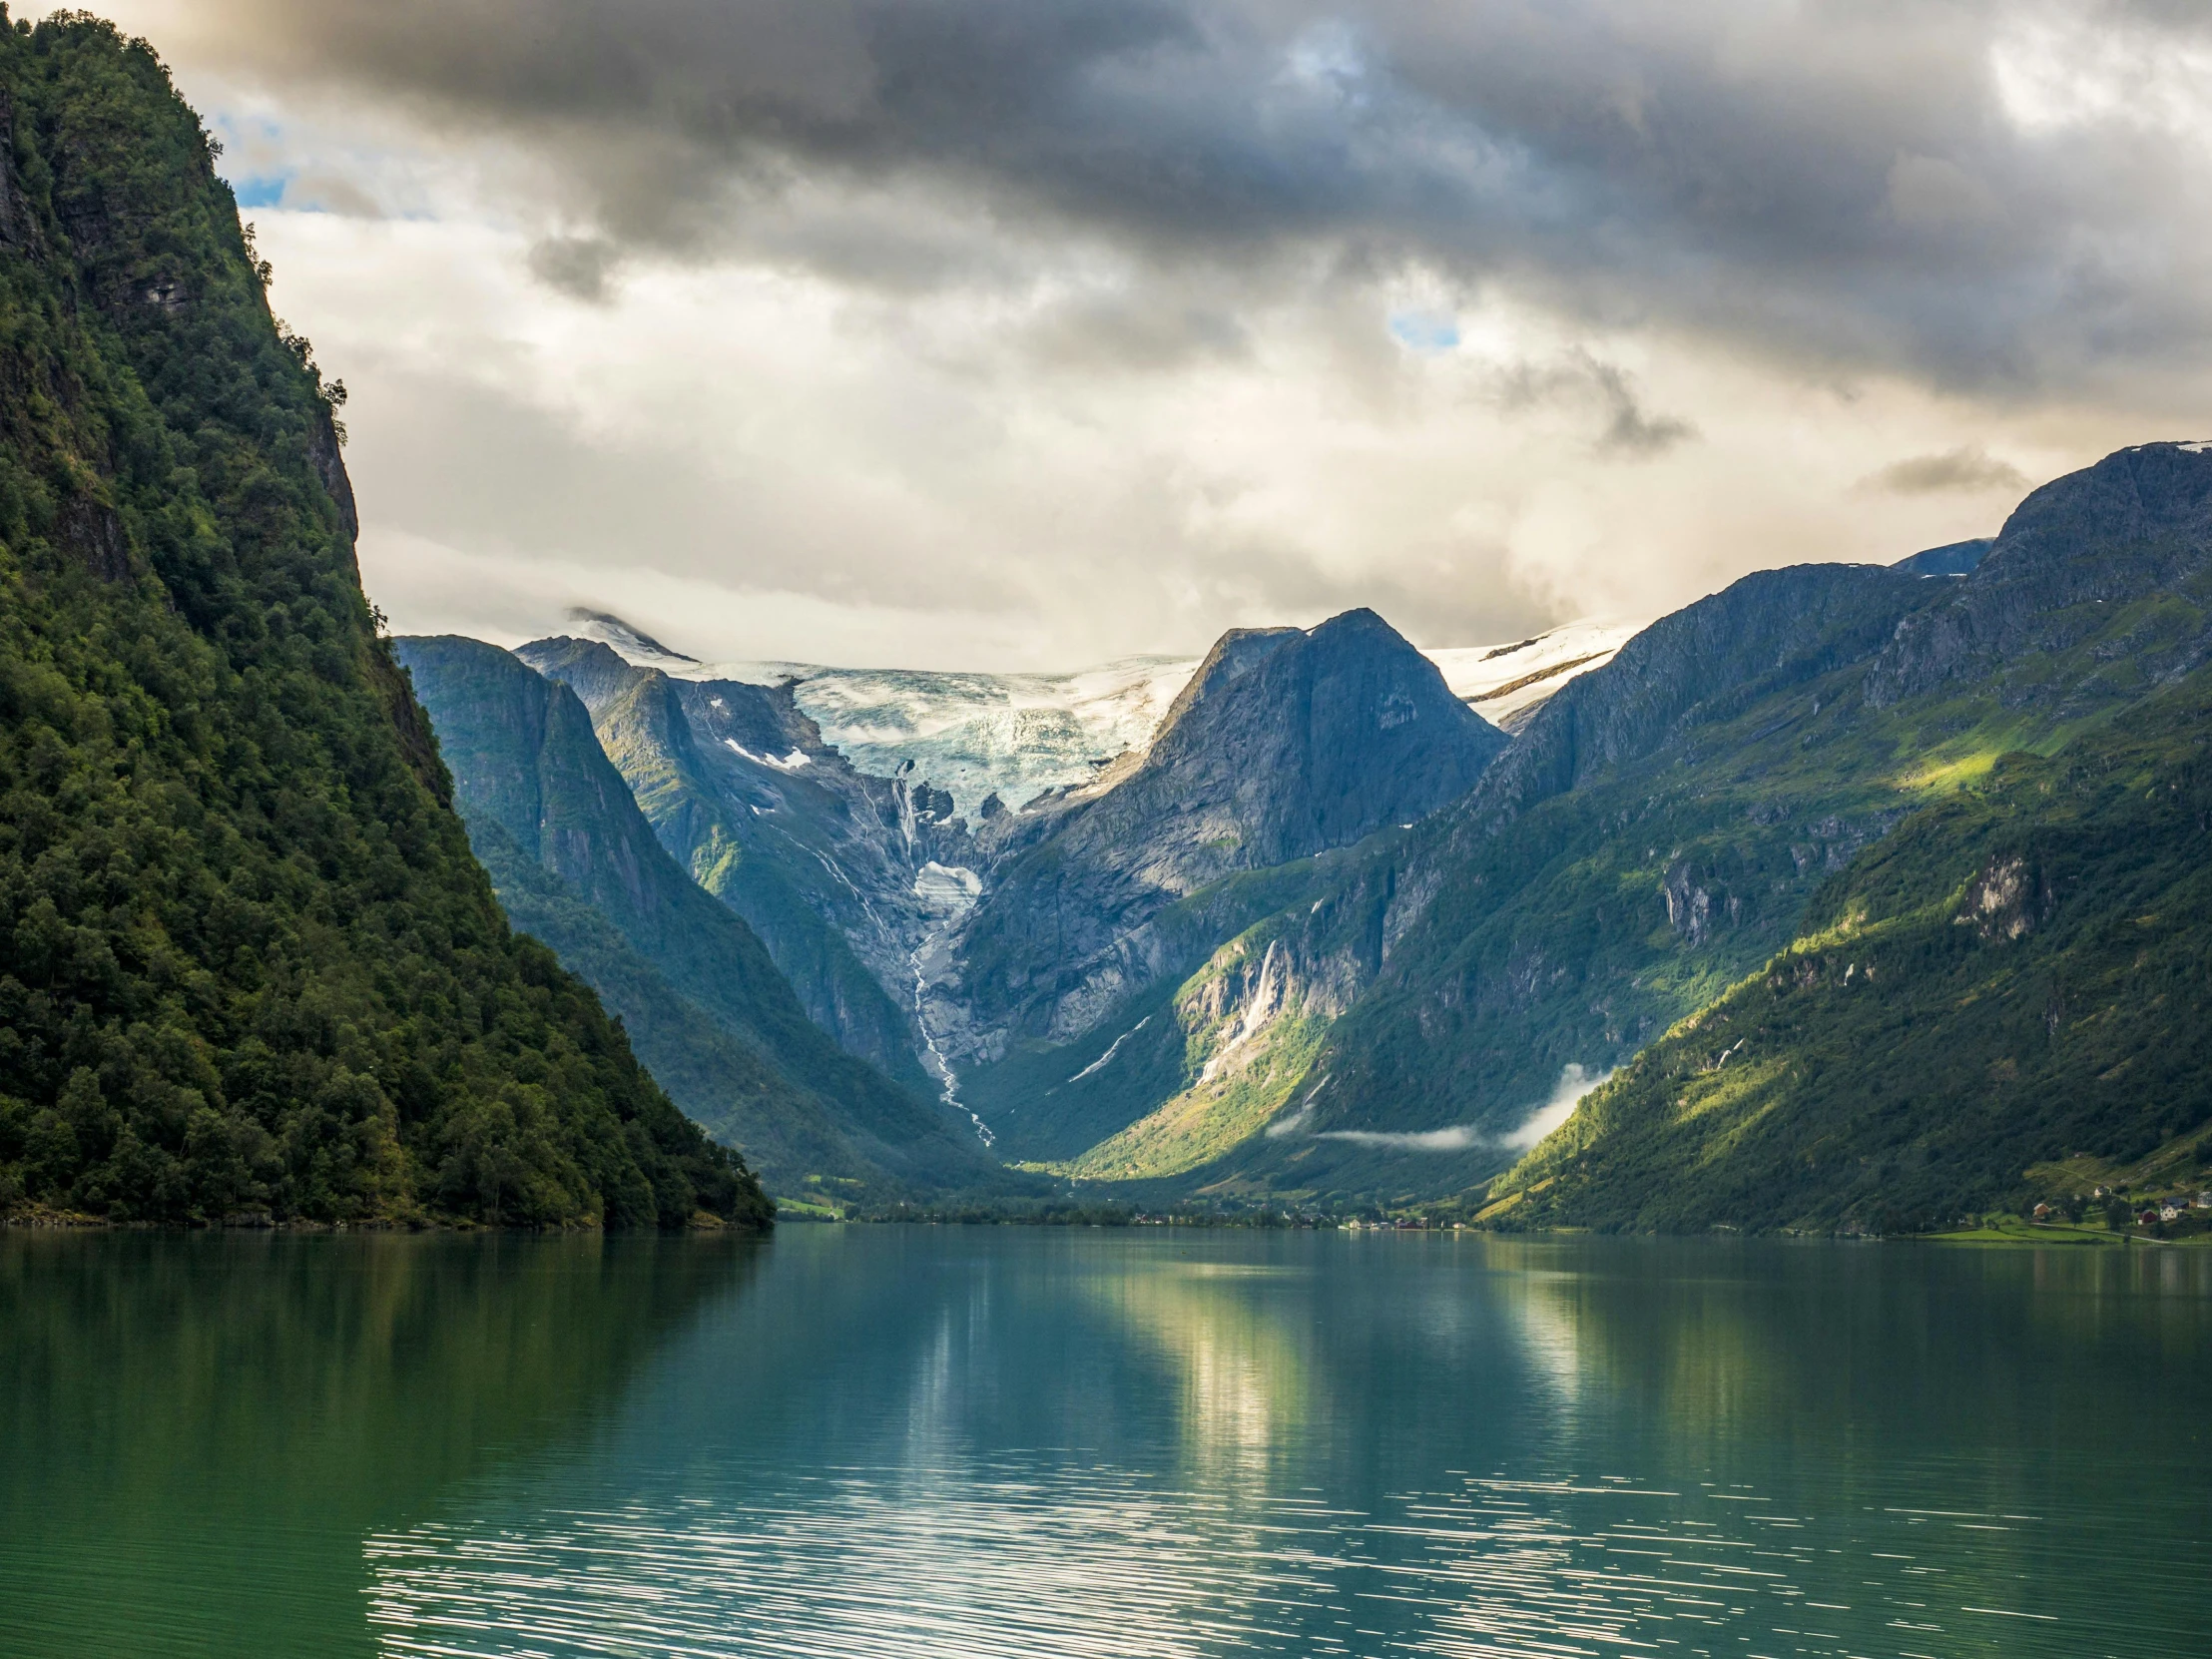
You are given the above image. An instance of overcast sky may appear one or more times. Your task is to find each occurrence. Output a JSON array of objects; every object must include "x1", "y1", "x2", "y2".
[{"x1": 63, "y1": 0, "x2": 2212, "y2": 668}]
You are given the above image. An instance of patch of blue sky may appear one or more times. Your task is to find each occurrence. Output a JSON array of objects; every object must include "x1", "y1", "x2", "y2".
[
  {"x1": 1387, "y1": 310, "x2": 1460, "y2": 355},
  {"x1": 209, "y1": 110, "x2": 295, "y2": 208},
  {"x1": 230, "y1": 174, "x2": 290, "y2": 209}
]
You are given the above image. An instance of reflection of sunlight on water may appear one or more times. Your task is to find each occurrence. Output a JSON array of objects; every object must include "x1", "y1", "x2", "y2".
[
  {"x1": 364, "y1": 1462, "x2": 2114, "y2": 1659},
  {"x1": 1493, "y1": 1273, "x2": 1585, "y2": 1415},
  {"x1": 366, "y1": 1462, "x2": 1357, "y2": 1658},
  {"x1": 1093, "y1": 1262, "x2": 1313, "y2": 1490}
]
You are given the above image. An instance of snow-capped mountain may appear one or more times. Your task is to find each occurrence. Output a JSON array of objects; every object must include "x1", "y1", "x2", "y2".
[
  {"x1": 562, "y1": 609, "x2": 1640, "y2": 817},
  {"x1": 1425, "y1": 618, "x2": 1645, "y2": 729}
]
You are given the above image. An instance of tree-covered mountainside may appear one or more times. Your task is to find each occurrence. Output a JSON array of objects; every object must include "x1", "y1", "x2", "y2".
[
  {"x1": 397, "y1": 636, "x2": 1015, "y2": 1205},
  {"x1": 1493, "y1": 665, "x2": 2212, "y2": 1233},
  {"x1": 0, "y1": 15, "x2": 766, "y2": 1228}
]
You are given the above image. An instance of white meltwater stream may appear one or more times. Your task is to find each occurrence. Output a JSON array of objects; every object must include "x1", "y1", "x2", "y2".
[{"x1": 910, "y1": 858, "x2": 992, "y2": 1147}]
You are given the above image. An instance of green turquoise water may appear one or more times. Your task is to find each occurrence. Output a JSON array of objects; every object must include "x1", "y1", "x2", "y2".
[{"x1": 2, "y1": 1228, "x2": 2207, "y2": 1658}]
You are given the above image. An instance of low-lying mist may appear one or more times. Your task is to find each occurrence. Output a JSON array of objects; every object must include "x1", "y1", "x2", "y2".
[{"x1": 1311, "y1": 1064, "x2": 1613, "y2": 1155}]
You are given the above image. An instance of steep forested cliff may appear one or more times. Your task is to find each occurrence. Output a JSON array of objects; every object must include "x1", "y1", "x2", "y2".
[{"x1": 0, "y1": 14, "x2": 767, "y2": 1228}]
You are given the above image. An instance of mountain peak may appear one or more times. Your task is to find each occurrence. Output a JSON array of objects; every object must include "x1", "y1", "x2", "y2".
[
  {"x1": 1986, "y1": 440, "x2": 2212, "y2": 576},
  {"x1": 1869, "y1": 440, "x2": 2212, "y2": 707},
  {"x1": 1138, "y1": 608, "x2": 1504, "y2": 823},
  {"x1": 564, "y1": 608, "x2": 700, "y2": 667},
  {"x1": 952, "y1": 607, "x2": 1508, "y2": 1048},
  {"x1": 1307, "y1": 605, "x2": 1391, "y2": 636}
]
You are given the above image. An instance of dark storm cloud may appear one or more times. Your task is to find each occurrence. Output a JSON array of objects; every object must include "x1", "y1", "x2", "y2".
[
  {"x1": 527, "y1": 235, "x2": 623, "y2": 301},
  {"x1": 1861, "y1": 445, "x2": 2031, "y2": 495},
  {"x1": 1480, "y1": 349, "x2": 1696, "y2": 458},
  {"x1": 169, "y1": 1, "x2": 2212, "y2": 393}
]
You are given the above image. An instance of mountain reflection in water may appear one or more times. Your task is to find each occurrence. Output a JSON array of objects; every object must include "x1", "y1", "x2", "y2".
[
  {"x1": 7, "y1": 1229, "x2": 2209, "y2": 1658},
  {"x1": 0, "y1": 1232, "x2": 762, "y2": 1657}
]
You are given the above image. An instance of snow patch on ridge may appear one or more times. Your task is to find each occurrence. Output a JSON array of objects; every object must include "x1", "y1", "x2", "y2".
[
  {"x1": 722, "y1": 738, "x2": 811, "y2": 772},
  {"x1": 1426, "y1": 621, "x2": 1645, "y2": 728}
]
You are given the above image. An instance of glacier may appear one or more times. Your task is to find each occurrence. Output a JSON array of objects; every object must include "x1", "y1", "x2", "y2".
[{"x1": 565, "y1": 609, "x2": 1641, "y2": 818}]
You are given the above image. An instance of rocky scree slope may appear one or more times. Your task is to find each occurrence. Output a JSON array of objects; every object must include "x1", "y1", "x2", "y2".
[
  {"x1": 398, "y1": 637, "x2": 1005, "y2": 1202},
  {"x1": 0, "y1": 18, "x2": 763, "y2": 1228}
]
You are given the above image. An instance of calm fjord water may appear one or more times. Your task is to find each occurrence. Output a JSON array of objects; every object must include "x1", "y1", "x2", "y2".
[{"x1": 1, "y1": 1228, "x2": 2207, "y2": 1659}]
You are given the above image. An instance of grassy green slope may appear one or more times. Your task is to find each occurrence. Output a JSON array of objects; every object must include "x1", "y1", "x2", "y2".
[
  {"x1": 1496, "y1": 668, "x2": 2212, "y2": 1233},
  {"x1": 0, "y1": 17, "x2": 764, "y2": 1228}
]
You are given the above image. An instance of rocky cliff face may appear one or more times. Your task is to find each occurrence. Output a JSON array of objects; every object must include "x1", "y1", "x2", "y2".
[
  {"x1": 948, "y1": 609, "x2": 1506, "y2": 1059},
  {"x1": 516, "y1": 637, "x2": 976, "y2": 1106},
  {"x1": 1462, "y1": 563, "x2": 1937, "y2": 831},
  {"x1": 399, "y1": 636, "x2": 1007, "y2": 1199},
  {"x1": 1048, "y1": 608, "x2": 1504, "y2": 867}
]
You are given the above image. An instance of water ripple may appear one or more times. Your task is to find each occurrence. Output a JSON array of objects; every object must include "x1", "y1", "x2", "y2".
[{"x1": 365, "y1": 1460, "x2": 2154, "y2": 1659}]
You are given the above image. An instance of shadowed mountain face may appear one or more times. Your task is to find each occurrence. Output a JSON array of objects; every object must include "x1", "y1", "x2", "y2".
[
  {"x1": 1086, "y1": 608, "x2": 1508, "y2": 872},
  {"x1": 949, "y1": 609, "x2": 1507, "y2": 1060},
  {"x1": 1453, "y1": 564, "x2": 1937, "y2": 831},
  {"x1": 399, "y1": 637, "x2": 1003, "y2": 1202},
  {"x1": 514, "y1": 637, "x2": 959, "y2": 1100}
]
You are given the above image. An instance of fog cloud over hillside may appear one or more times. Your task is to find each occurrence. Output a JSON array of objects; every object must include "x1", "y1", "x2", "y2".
[{"x1": 73, "y1": 0, "x2": 2212, "y2": 667}]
